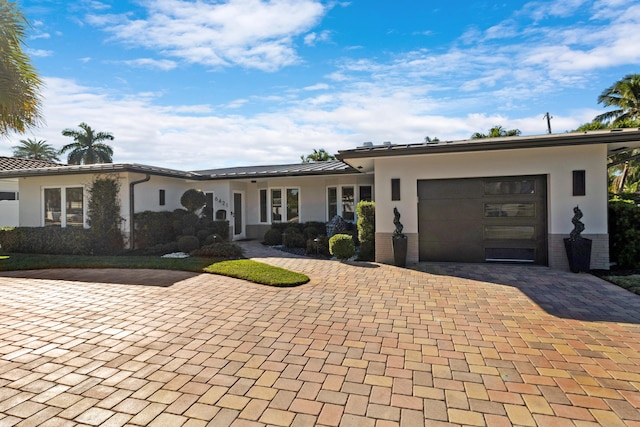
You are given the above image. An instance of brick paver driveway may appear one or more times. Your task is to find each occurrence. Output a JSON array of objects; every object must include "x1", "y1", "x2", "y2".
[{"x1": 1, "y1": 242, "x2": 640, "y2": 426}]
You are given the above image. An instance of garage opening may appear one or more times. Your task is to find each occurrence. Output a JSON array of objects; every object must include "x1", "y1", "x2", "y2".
[{"x1": 418, "y1": 175, "x2": 548, "y2": 265}]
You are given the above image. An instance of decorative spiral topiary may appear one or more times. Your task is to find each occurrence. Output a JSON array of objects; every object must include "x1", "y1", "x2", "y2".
[{"x1": 181, "y1": 189, "x2": 206, "y2": 213}]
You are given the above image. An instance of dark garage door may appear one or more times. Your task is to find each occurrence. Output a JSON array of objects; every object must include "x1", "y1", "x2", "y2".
[{"x1": 418, "y1": 175, "x2": 547, "y2": 264}]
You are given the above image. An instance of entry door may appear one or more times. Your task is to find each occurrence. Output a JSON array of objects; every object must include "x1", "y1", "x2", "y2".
[{"x1": 233, "y1": 192, "x2": 244, "y2": 239}]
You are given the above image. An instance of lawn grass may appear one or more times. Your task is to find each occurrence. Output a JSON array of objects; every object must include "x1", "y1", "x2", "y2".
[
  {"x1": 0, "y1": 254, "x2": 309, "y2": 287},
  {"x1": 602, "y1": 274, "x2": 640, "y2": 296},
  {"x1": 204, "y1": 259, "x2": 310, "y2": 287}
]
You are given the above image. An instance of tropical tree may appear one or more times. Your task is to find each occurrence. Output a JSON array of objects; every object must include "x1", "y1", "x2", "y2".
[
  {"x1": 12, "y1": 138, "x2": 59, "y2": 162},
  {"x1": 595, "y1": 73, "x2": 640, "y2": 125},
  {"x1": 301, "y1": 148, "x2": 335, "y2": 163},
  {"x1": 471, "y1": 125, "x2": 521, "y2": 139},
  {"x1": 0, "y1": 0, "x2": 43, "y2": 136},
  {"x1": 424, "y1": 136, "x2": 440, "y2": 142},
  {"x1": 60, "y1": 122, "x2": 114, "y2": 164}
]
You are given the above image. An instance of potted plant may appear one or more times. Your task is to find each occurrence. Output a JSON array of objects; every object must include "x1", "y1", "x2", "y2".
[
  {"x1": 392, "y1": 207, "x2": 407, "y2": 267},
  {"x1": 564, "y1": 206, "x2": 592, "y2": 273}
]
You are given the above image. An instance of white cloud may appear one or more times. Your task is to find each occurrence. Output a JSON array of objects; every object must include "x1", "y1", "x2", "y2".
[
  {"x1": 87, "y1": 0, "x2": 327, "y2": 71},
  {"x1": 304, "y1": 30, "x2": 331, "y2": 46},
  {"x1": 122, "y1": 58, "x2": 178, "y2": 70},
  {"x1": 27, "y1": 49, "x2": 53, "y2": 58},
  {"x1": 303, "y1": 83, "x2": 329, "y2": 91}
]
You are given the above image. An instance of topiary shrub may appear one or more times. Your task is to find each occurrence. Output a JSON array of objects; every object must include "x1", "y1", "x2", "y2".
[
  {"x1": 329, "y1": 233, "x2": 355, "y2": 260},
  {"x1": 356, "y1": 201, "x2": 375, "y2": 261},
  {"x1": 177, "y1": 235, "x2": 200, "y2": 253},
  {"x1": 263, "y1": 228, "x2": 282, "y2": 245},
  {"x1": 87, "y1": 175, "x2": 124, "y2": 254},
  {"x1": 181, "y1": 189, "x2": 206, "y2": 213},
  {"x1": 191, "y1": 242, "x2": 244, "y2": 258},
  {"x1": 609, "y1": 199, "x2": 640, "y2": 268},
  {"x1": 284, "y1": 228, "x2": 306, "y2": 248},
  {"x1": 303, "y1": 226, "x2": 319, "y2": 239},
  {"x1": 134, "y1": 211, "x2": 176, "y2": 248}
]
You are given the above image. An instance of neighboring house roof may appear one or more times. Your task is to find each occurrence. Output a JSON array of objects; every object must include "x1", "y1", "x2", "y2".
[
  {"x1": 0, "y1": 157, "x2": 62, "y2": 170},
  {"x1": 0, "y1": 160, "x2": 359, "y2": 180},
  {"x1": 194, "y1": 160, "x2": 358, "y2": 179},
  {"x1": 0, "y1": 163, "x2": 200, "y2": 179},
  {"x1": 337, "y1": 129, "x2": 640, "y2": 161}
]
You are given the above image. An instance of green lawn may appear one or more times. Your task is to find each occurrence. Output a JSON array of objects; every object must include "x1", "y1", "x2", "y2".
[
  {"x1": 0, "y1": 254, "x2": 309, "y2": 287},
  {"x1": 205, "y1": 260, "x2": 310, "y2": 287},
  {"x1": 602, "y1": 274, "x2": 640, "y2": 296}
]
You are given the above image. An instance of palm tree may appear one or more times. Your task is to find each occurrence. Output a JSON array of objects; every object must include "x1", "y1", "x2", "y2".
[
  {"x1": 301, "y1": 148, "x2": 335, "y2": 163},
  {"x1": 471, "y1": 125, "x2": 521, "y2": 139},
  {"x1": 12, "y1": 138, "x2": 59, "y2": 162},
  {"x1": 595, "y1": 74, "x2": 640, "y2": 125},
  {"x1": 60, "y1": 122, "x2": 114, "y2": 165},
  {"x1": 0, "y1": 1, "x2": 43, "y2": 135}
]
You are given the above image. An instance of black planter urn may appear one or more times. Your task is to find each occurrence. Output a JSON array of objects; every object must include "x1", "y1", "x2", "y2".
[
  {"x1": 564, "y1": 238, "x2": 592, "y2": 273},
  {"x1": 392, "y1": 234, "x2": 408, "y2": 267}
]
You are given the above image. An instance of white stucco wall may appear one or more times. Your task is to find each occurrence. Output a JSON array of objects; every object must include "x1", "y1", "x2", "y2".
[
  {"x1": 17, "y1": 173, "x2": 102, "y2": 227},
  {"x1": 0, "y1": 178, "x2": 19, "y2": 227},
  {"x1": 373, "y1": 144, "x2": 608, "y2": 236}
]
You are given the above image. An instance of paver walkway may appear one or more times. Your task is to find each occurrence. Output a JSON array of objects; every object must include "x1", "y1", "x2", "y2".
[{"x1": 0, "y1": 241, "x2": 639, "y2": 426}]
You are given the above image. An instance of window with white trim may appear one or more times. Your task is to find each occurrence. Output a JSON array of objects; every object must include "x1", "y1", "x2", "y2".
[
  {"x1": 44, "y1": 187, "x2": 84, "y2": 227},
  {"x1": 327, "y1": 185, "x2": 373, "y2": 222},
  {"x1": 262, "y1": 187, "x2": 300, "y2": 223}
]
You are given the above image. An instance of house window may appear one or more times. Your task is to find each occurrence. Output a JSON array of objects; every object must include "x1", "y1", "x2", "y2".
[
  {"x1": 159, "y1": 189, "x2": 166, "y2": 206},
  {"x1": 0, "y1": 191, "x2": 17, "y2": 201},
  {"x1": 44, "y1": 187, "x2": 84, "y2": 227},
  {"x1": 327, "y1": 185, "x2": 372, "y2": 222},
  {"x1": 328, "y1": 187, "x2": 338, "y2": 219},
  {"x1": 204, "y1": 192, "x2": 214, "y2": 220},
  {"x1": 573, "y1": 170, "x2": 586, "y2": 196},
  {"x1": 271, "y1": 189, "x2": 282, "y2": 222},
  {"x1": 391, "y1": 179, "x2": 401, "y2": 201},
  {"x1": 360, "y1": 185, "x2": 372, "y2": 202},
  {"x1": 286, "y1": 189, "x2": 299, "y2": 223},
  {"x1": 342, "y1": 186, "x2": 355, "y2": 221},
  {"x1": 260, "y1": 189, "x2": 267, "y2": 223},
  {"x1": 269, "y1": 188, "x2": 299, "y2": 223}
]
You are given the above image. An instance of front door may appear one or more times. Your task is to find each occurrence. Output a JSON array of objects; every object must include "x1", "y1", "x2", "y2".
[{"x1": 233, "y1": 192, "x2": 244, "y2": 239}]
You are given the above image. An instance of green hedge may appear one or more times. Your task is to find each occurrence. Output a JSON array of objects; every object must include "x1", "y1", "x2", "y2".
[
  {"x1": 0, "y1": 227, "x2": 93, "y2": 255},
  {"x1": 609, "y1": 199, "x2": 640, "y2": 268},
  {"x1": 134, "y1": 210, "x2": 229, "y2": 249},
  {"x1": 356, "y1": 201, "x2": 375, "y2": 261}
]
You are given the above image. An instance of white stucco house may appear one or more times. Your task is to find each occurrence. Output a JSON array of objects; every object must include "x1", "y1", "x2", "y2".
[
  {"x1": 0, "y1": 157, "x2": 61, "y2": 227},
  {"x1": 1, "y1": 128, "x2": 640, "y2": 271}
]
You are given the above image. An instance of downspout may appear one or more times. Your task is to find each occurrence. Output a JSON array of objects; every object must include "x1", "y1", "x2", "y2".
[{"x1": 129, "y1": 174, "x2": 151, "y2": 250}]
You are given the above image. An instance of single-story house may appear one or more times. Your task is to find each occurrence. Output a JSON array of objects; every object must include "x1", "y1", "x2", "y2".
[
  {"x1": 1, "y1": 128, "x2": 639, "y2": 271},
  {"x1": 0, "y1": 157, "x2": 61, "y2": 227}
]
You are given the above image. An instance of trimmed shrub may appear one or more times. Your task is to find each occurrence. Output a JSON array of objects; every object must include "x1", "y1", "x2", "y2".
[
  {"x1": 181, "y1": 212, "x2": 199, "y2": 228},
  {"x1": 329, "y1": 233, "x2": 355, "y2": 259},
  {"x1": 283, "y1": 229, "x2": 306, "y2": 248},
  {"x1": 177, "y1": 235, "x2": 200, "y2": 253},
  {"x1": 87, "y1": 175, "x2": 124, "y2": 254},
  {"x1": 263, "y1": 228, "x2": 282, "y2": 245},
  {"x1": 0, "y1": 227, "x2": 92, "y2": 255},
  {"x1": 205, "y1": 234, "x2": 222, "y2": 245},
  {"x1": 210, "y1": 220, "x2": 230, "y2": 241},
  {"x1": 191, "y1": 243, "x2": 244, "y2": 258},
  {"x1": 303, "y1": 226, "x2": 319, "y2": 239},
  {"x1": 356, "y1": 201, "x2": 375, "y2": 261},
  {"x1": 609, "y1": 199, "x2": 640, "y2": 268},
  {"x1": 181, "y1": 189, "x2": 206, "y2": 213},
  {"x1": 134, "y1": 211, "x2": 176, "y2": 248},
  {"x1": 197, "y1": 229, "x2": 210, "y2": 243},
  {"x1": 306, "y1": 235, "x2": 330, "y2": 257}
]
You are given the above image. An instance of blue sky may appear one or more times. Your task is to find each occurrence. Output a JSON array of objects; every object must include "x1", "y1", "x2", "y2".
[{"x1": 3, "y1": 0, "x2": 640, "y2": 169}]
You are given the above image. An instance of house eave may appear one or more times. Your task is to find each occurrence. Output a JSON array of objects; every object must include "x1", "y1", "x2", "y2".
[{"x1": 337, "y1": 129, "x2": 640, "y2": 162}]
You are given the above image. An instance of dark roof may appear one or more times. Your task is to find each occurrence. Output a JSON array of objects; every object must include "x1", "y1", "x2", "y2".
[
  {"x1": 0, "y1": 163, "x2": 201, "y2": 179},
  {"x1": 194, "y1": 160, "x2": 358, "y2": 179},
  {"x1": 0, "y1": 157, "x2": 62, "y2": 170},
  {"x1": 337, "y1": 128, "x2": 640, "y2": 160},
  {"x1": 0, "y1": 160, "x2": 359, "y2": 180}
]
